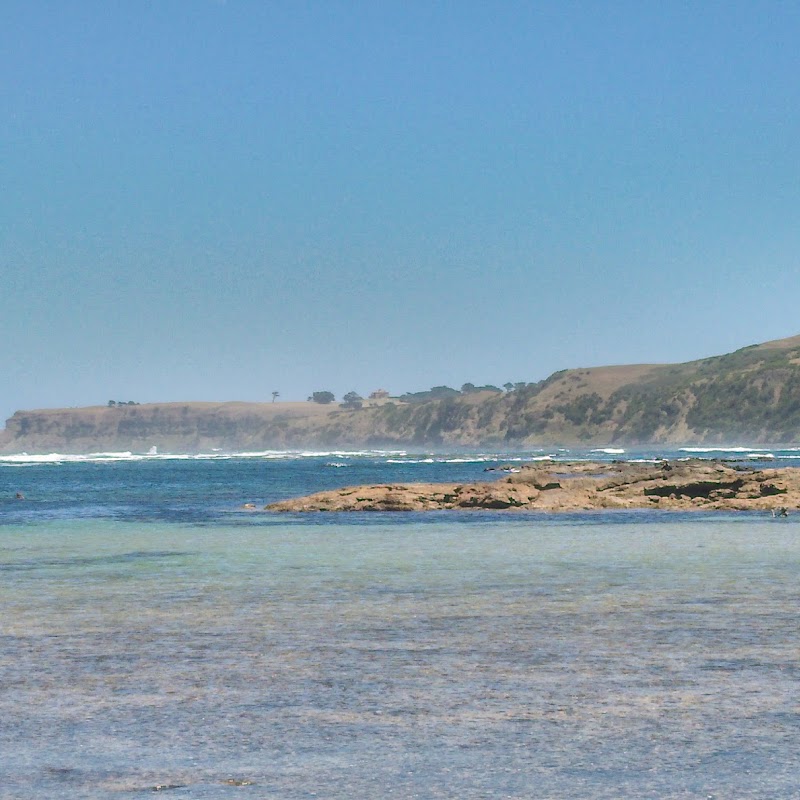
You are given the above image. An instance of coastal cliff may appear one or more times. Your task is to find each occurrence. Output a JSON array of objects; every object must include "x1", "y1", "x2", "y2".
[
  {"x1": 4, "y1": 334, "x2": 800, "y2": 453},
  {"x1": 0, "y1": 402, "x2": 341, "y2": 454}
]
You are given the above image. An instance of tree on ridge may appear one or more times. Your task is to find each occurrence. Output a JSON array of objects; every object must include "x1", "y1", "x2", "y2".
[{"x1": 309, "y1": 391, "x2": 335, "y2": 404}]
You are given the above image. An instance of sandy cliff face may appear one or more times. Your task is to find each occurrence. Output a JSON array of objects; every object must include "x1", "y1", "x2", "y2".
[
  {"x1": 4, "y1": 335, "x2": 800, "y2": 453},
  {"x1": 0, "y1": 402, "x2": 340, "y2": 454}
]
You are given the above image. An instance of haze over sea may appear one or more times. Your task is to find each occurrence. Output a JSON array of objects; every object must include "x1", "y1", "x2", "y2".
[{"x1": 2, "y1": 447, "x2": 799, "y2": 798}]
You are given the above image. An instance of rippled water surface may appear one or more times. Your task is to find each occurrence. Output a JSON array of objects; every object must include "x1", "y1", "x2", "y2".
[
  {"x1": 1, "y1": 452, "x2": 800, "y2": 797},
  {"x1": 2, "y1": 516, "x2": 799, "y2": 798}
]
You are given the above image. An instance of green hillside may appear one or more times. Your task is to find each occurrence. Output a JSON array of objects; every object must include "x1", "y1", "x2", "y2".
[
  {"x1": 327, "y1": 334, "x2": 800, "y2": 446},
  {"x1": 3, "y1": 335, "x2": 800, "y2": 452}
]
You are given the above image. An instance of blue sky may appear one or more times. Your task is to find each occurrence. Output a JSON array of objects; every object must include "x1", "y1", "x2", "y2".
[{"x1": 3, "y1": 1, "x2": 800, "y2": 422}]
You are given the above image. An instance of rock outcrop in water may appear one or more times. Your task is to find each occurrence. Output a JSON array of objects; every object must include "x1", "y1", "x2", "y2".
[{"x1": 265, "y1": 460, "x2": 800, "y2": 512}]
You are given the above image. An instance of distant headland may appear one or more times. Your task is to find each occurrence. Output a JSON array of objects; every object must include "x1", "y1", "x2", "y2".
[{"x1": 3, "y1": 334, "x2": 800, "y2": 454}]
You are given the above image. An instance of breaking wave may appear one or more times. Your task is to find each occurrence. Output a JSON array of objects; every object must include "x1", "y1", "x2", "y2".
[
  {"x1": 2, "y1": 445, "x2": 798, "y2": 468},
  {"x1": 680, "y1": 446, "x2": 757, "y2": 453},
  {"x1": 0, "y1": 449, "x2": 408, "y2": 466}
]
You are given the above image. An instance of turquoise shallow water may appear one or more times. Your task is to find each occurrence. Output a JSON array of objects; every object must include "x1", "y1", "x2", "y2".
[
  {"x1": 1, "y1": 451, "x2": 800, "y2": 797},
  {"x1": 3, "y1": 515, "x2": 800, "y2": 797}
]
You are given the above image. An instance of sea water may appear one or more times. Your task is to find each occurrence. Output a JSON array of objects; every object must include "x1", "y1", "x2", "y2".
[{"x1": 1, "y1": 448, "x2": 799, "y2": 798}]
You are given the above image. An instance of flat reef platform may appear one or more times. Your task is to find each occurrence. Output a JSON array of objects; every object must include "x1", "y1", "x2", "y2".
[{"x1": 266, "y1": 459, "x2": 800, "y2": 512}]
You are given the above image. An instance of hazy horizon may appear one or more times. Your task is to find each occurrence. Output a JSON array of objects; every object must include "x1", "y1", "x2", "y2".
[{"x1": 3, "y1": 330, "x2": 799, "y2": 425}]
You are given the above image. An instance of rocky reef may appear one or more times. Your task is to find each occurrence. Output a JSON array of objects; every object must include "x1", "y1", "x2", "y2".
[{"x1": 265, "y1": 460, "x2": 800, "y2": 512}]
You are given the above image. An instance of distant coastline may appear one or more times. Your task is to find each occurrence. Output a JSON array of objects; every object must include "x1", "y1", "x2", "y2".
[{"x1": 4, "y1": 334, "x2": 800, "y2": 454}]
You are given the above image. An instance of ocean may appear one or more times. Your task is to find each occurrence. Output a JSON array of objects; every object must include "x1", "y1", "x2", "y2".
[{"x1": 2, "y1": 447, "x2": 799, "y2": 798}]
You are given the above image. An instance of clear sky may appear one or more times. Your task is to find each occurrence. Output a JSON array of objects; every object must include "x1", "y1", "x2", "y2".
[{"x1": 3, "y1": 1, "x2": 800, "y2": 422}]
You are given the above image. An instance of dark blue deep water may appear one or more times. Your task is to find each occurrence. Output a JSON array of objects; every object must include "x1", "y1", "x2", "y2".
[{"x1": 2, "y1": 447, "x2": 799, "y2": 798}]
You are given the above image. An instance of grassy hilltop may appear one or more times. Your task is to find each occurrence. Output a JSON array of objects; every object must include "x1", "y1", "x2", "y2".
[
  {"x1": 361, "y1": 333, "x2": 800, "y2": 447},
  {"x1": 3, "y1": 334, "x2": 800, "y2": 453}
]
